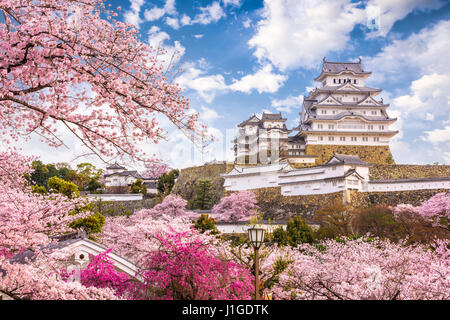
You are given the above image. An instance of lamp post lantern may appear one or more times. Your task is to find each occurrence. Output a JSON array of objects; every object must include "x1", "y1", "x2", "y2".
[{"x1": 248, "y1": 227, "x2": 265, "y2": 300}]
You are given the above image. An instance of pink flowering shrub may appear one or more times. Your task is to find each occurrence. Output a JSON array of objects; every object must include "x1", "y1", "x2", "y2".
[
  {"x1": 137, "y1": 230, "x2": 254, "y2": 300},
  {"x1": 134, "y1": 195, "x2": 198, "y2": 220},
  {"x1": 79, "y1": 249, "x2": 133, "y2": 298},
  {"x1": 212, "y1": 191, "x2": 259, "y2": 222}
]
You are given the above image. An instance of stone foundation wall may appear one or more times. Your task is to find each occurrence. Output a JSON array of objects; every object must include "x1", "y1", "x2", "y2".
[
  {"x1": 225, "y1": 187, "x2": 344, "y2": 222},
  {"x1": 305, "y1": 144, "x2": 395, "y2": 165},
  {"x1": 349, "y1": 189, "x2": 448, "y2": 208},
  {"x1": 369, "y1": 164, "x2": 450, "y2": 180}
]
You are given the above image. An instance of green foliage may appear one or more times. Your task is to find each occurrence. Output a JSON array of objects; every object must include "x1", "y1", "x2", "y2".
[
  {"x1": 87, "y1": 178, "x2": 103, "y2": 193},
  {"x1": 47, "y1": 176, "x2": 80, "y2": 198},
  {"x1": 31, "y1": 185, "x2": 47, "y2": 195},
  {"x1": 157, "y1": 169, "x2": 179, "y2": 195},
  {"x1": 193, "y1": 214, "x2": 220, "y2": 235},
  {"x1": 130, "y1": 178, "x2": 147, "y2": 195},
  {"x1": 192, "y1": 180, "x2": 214, "y2": 210},
  {"x1": 272, "y1": 216, "x2": 315, "y2": 247},
  {"x1": 76, "y1": 163, "x2": 103, "y2": 191},
  {"x1": 69, "y1": 212, "x2": 105, "y2": 234}
]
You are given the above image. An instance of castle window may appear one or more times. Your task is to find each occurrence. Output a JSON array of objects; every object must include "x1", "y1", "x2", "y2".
[
  {"x1": 340, "y1": 137, "x2": 345, "y2": 141},
  {"x1": 332, "y1": 110, "x2": 336, "y2": 114},
  {"x1": 328, "y1": 136, "x2": 334, "y2": 141},
  {"x1": 334, "y1": 79, "x2": 336, "y2": 84},
  {"x1": 368, "y1": 125, "x2": 373, "y2": 130},
  {"x1": 374, "y1": 137, "x2": 379, "y2": 142},
  {"x1": 339, "y1": 79, "x2": 341, "y2": 84},
  {"x1": 354, "y1": 79, "x2": 357, "y2": 84},
  {"x1": 362, "y1": 137, "x2": 368, "y2": 142},
  {"x1": 351, "y1": 137, "x2": 357, "y2": 142},
  {"x1": 328, "y1": 124, "x2": 334, "y2": 130},
  {"x1": 379, "y1": 125, "x2": 385, "y2": 130},
  {"x1": 317, "y1": 124, "x2": 323, "y2": 129},
  {"x1": 371, "y1": 110, "x2": 377, "y2": 115},
  {"x1": 318, "y1": 136, "x2": 323, "y2": 141}
]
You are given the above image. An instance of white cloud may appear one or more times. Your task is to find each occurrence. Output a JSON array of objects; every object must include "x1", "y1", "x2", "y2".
[
  {"x1": 176, "y1": 62, "x2": 287, "y2": 102},
  {"x1": 222, "y1": 0, "x2": 242, "y2": 7},
  {"x1": 248, "y1": 0, "x2": 445, "y2": 70},
  {"x1": 193, "y1": 34, "x2": 204, "y2": 39},
  {"x1": 200, "y1": 106, "x2": 220, "y2": 122},
  {"x1": 271, "y1": 94, "x2": 303, "y2": 113},
  {"x1": 165, "y1": 16, "x2": 180, "y2": 29},
  {"x1": 362, "y1": 20, "x2": 450, "y2": 165},
  {"x1": 180, "y1": 14, "x2": 192, "y2": 26},
  {"x1": 144, "y1": 0, "x2": 177, "y2": 21},
  {"x1": 175, "y1": 62, "x2": 228, "y2": 103},
  {"x1": 123, "y1": 0, "x2": 144, "y2": 27},
  {"x1": 148, "y1": 26, "x2": 186, "y2": 71},
  {"x1": 364, "y1": 20, "x2": 450, "y2": 84},
  {"x1": 364, "y1": 0, "x2": 445, "y2": 37},
  {"x1": 249, "y1": 0, "x2": 365, "y2": 70},
  {"x1": 422, "y1": 126, "x2": 450, "y2": 144},
  {"x1": 228, "y1": 64, "x2": 287, "y2": 94},
  {"x1": 391, "y1": 73, "x2": 450, "y2": 117},
  {"x1": 193, "y1": 1, "x2": 226, "y2": 25},
  {"x1": 243, "y1": 18, "x2": 251, "y2": 29}
]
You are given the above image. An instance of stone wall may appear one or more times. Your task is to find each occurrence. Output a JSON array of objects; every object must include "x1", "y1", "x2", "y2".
[
  {"x1": 349, "y1": 189, "x2": 448, "y2": 208},
  {"x1": 91, "y1": 198, "x2": 157, "y2": 216},
  {"x1": 305, "y1": 144, "x2": 395, "y2": 165},
  {"x1": 369, "y1": 164, "x2": 450, "y2": 180},
  {"x1": 226, "y1": 187, "x2": 344, "y2": 222},
  {"x1": 172, "y1": 163, "x2": 235, "y2": 205}
]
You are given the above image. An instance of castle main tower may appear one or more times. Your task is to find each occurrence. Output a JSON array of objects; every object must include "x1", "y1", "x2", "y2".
[{"x1": 291, "y1": 57, "x2": 398, "y2": 164}]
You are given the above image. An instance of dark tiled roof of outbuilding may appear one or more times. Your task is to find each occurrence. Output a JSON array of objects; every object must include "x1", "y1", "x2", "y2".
[
  {"x1": 327, "y1": 154, "x2": 372, "y2": 166},
  {"x1": 106, "y1": 162, "x2": 126, "y2": 170}
]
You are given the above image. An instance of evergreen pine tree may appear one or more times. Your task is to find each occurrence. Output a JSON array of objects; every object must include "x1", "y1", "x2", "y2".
[{"x1": 193, "y1": 180, "x2": 214, "y2": 210}]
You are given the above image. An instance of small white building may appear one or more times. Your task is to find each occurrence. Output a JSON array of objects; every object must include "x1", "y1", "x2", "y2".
[
  {"x1": 222, "y1": 154, "x2": 450, "y2": 196},
  {"x1": 103, "y1": 163, "x2": 158, "y2": 195}
]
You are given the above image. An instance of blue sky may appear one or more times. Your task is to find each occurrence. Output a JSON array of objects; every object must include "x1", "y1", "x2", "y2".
[{"x1": 16, "y1": 0, "x2": 450, "y2": 170}]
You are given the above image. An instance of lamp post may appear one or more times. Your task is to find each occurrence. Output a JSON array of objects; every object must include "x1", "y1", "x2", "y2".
[{"x1": 248, "y1": 227, "x2": 265, "y2": 300}]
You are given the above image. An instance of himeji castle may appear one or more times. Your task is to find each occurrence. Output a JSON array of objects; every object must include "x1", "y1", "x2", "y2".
[{"x1": 234, "y1": 58, "x2": 398, "y2": 167}]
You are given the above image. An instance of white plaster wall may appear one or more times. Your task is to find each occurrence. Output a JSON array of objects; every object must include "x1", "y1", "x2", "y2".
[
  {"x1": 224, "y1": 171, "x2": 280, "y2": 191},
  {"x1": 367, "y1": 180, "x2": 450, "y2": 192},
  {"x1": 87, "y1": 194, "x2": 143, "y2": 201}
]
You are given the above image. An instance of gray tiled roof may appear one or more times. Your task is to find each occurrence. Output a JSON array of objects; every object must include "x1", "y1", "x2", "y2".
[
  {"x1": 237, "y1": 114, "x2": 260, "y2": 127},
  {"x1": 305, "y1": 112, "x2": 396, "y2": 122},
  {"x1": 261, "y1": 112, "x2": 286, "y2": 121},
  {"x1": 327, "y1": 154, "x2": 372, "y2": 167},
  {"x1": 106, "y1": 162, "x2": 126, "y2": 170},
  {"x1": 104, "y1": 170, "x2": 143, "y2": 179}
]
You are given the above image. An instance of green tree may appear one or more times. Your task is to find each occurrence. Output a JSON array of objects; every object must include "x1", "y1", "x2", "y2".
[
  {"x1": 193, "y1": 214, "x2": 220, "y2": 235},
  {"x1": 69, "y1": 212, "x2": 105, "y2": 235},
  {"x1": 87, "y1": 178, "x2": 104, "y2": 193},
  {"x1": 29, "y1": 160, "x2": 49, "y2": 187},
  {"x1": 192, "y1": 180, "x2": 214, "y2": 210},
  {"x1": 272, "y1": 216, "x2": 315, "y2": 247},
  {"x1": 47, "y1": 176, "x2": 80, "y2": 198},
  {"x1": 130, "y1": 178, "x2": 147, "y2": 195},
  {"x1": 157, "y1": 169, "x2": 179, "y2": 195},
  {"x1": 76, "y1": 163, "x2": 103, "y2": 191}
]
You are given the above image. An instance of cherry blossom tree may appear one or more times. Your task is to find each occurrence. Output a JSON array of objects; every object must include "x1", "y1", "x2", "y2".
[
  {"x1": 0, "y1": 0, "x2": 207, "y2": 163},
  {"x1": 394, "y1": 193, "x2": 450, "y2": 233},
  {"x1": 211, "y1": 191, "x2": 259, "y2": 222},
  {"x1": 133, "y1": 194, "x2": 199, "y2": 220},
  {"x1": 270, "y1": 238, "x2": 450, "y2": 300},
  {"x1": 141, "y1": 162, "x2": 171, "y2": 179}
]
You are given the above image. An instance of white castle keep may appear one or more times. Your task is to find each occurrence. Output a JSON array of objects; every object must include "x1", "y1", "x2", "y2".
[
  {"x1": 225, "y1": 58, "x2": 450, "y2": 196},
  {"x1": 234, "y1": 58, "x2": 398, "y2": 166}
]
